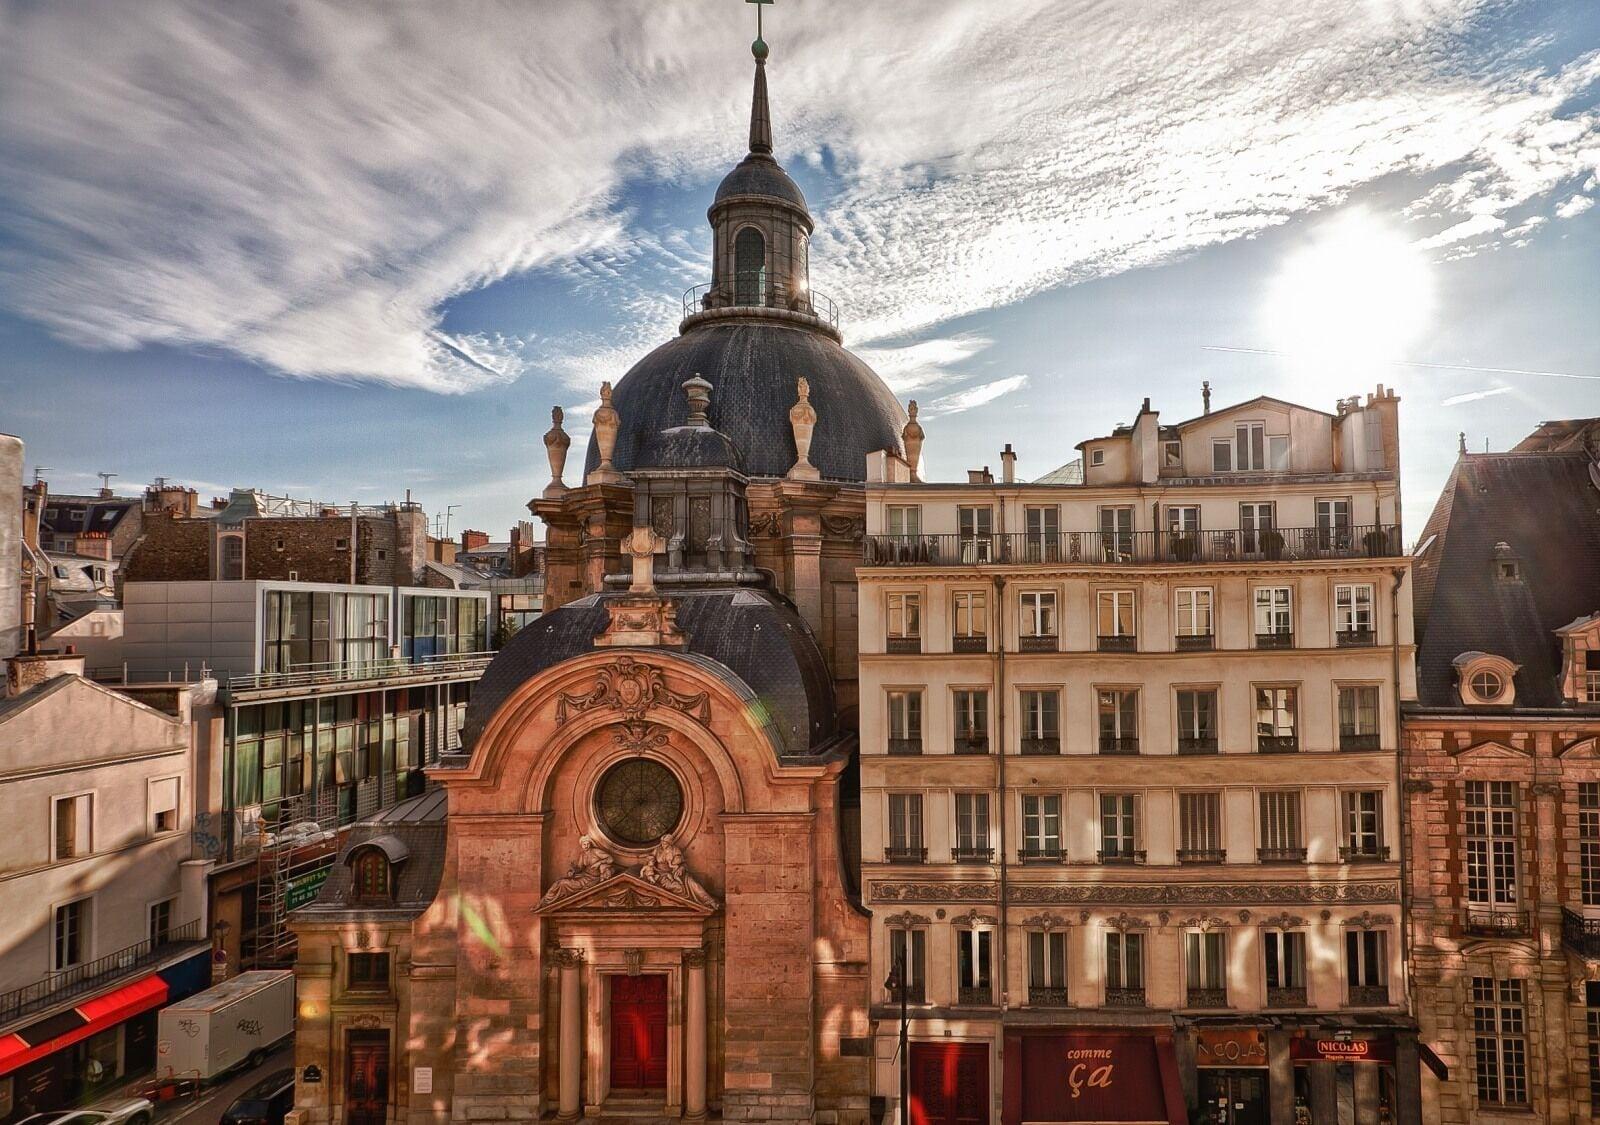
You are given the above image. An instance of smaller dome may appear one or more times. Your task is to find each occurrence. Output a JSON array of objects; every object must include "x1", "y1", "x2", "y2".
[
  {"x1": 714, "y1": 154, "x2": 808, "y2": 212},
  {"x1": 643, "y1": 425, "x2": 744, "y2": 471}
]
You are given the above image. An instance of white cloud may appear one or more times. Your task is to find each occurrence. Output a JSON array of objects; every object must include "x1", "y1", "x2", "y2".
[
  {"x1": 923, "y1": 375, "x2": 1031, "y2": 417},
  {"x1": 852, "y1": 334, "x2": 994, "y2": 394},
  {"x1": 0, "y1": 1, "x2": 1597, "y2": 392},
  {"x1": 1441, "y1": 385, "x2": 1513, "y2": 405},
  {"x1": 1556, "y1": 194, "x2": 1596, "y2": 218}
]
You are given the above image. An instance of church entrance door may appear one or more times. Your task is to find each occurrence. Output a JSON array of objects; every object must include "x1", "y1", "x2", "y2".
[
  {"x1": 609, "y1": 974, "x2": 669, "y2": 1090},
  {"x1": 344, "y1": 1031, "x2": 389, "y2": 1125}
]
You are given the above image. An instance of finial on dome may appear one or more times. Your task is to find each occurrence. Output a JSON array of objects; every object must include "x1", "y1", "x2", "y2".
[
  {"x1": 787, "y1": 376, "x2": 820, "y2": 480},
  {"x1": 588, "y1": 380, "x2": 625, "y2": 484},
  {"x1": 683, "y1": 375, "x2": 713, "y2": 427},
  {"x1": 543, "y1": 405, "x2": 571, "y2": 498}
]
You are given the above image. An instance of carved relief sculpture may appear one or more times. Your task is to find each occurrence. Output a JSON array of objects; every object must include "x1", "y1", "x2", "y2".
[
  {"x1": 543, "y1": 405, "x2": 571, "y2": 497},
  {"x1": 787, "y1": 376, "x2": 820, "y2": 480},
  {"x1": 639, "y1": 833, "x2": 719, "y2": 909},
  {"x1": 538, "y1": 836, "x2": 619, "y2": 906},
  {"x1": 554, "y1": 655, "x2": 711, "y2": 725}
]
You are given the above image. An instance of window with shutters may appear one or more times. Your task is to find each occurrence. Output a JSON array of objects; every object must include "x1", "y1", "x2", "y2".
[
  {"x1": 1264, "y1": 930, "x2": 1307, "y2": 1006},
  {"x1": 1028, "y1": 930, "x2": 1068, "y2": 1004},
  {"x1": 1105, "y1": 931, "x2": 1145, "y2": 1005},
  {"x1": 888, "y1": 928, "x2": 926, "y2": 1003},
  {"x1": 1020, "y1": 690, "x2": 1060, "y2": 754},
  {"x1": 53, "y1": 794, "x2": 93, "y2": 861},
  {"x1": 1096, "y1": 688, "x2": 1139, "y2": 754},
  {"x1": 954, "y1": 794, "x2": 992, "y2": 862},
  {"x1": 1100, "y1": 794, "x2": 1141, "y2": 863},
  {"x1": 1178, "y1": 792, "x2": 1224, "y2": 863},
  {"x1": 887, "y1": 690, "x2": 923, "y2": 755},
  {"x1": 1341, "y1": 791, "x2": 1386, "y2": 860},
  {"x1": 1582, "y1": 784, "x2": 1600, "y2": 906},
  {"x1": 1473, "y1": 977, "x2": 1527, "y2": 1106},
  {"x1": 1184, "y1": 931, "x2": 1227, "y2": 1007},
  {"x1": 1021, "y1": 794, "x2": 1063, "y2": 860},
  {"x1": 887, "y1": 794, "x2": 924, "y2": 862},
  {"x1": 952, "y1": 690, "x2": 989, "y2": 753},
  {"x1": 1465, "y1": 781, "x2": 1519, "y2": 907},
  {"x1": 1177, "y1": 689, "x2": 1218, "y2": 754},
  {"x1": 1258, "y1": 791, "x2": 1304, "y2": 862}
]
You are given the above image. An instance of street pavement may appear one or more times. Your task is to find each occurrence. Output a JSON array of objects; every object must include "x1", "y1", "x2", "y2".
[{"x1": 153, "y1": 1042, "x2": 294, "y2": 1125}]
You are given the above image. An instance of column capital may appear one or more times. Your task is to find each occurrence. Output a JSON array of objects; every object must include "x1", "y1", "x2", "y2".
[
  {"x1": 683, "y1": 947, "x2": 708, "y2": 969},
  {"x1": 551, "y1": 947, "x2": 585, "y2": 969}
]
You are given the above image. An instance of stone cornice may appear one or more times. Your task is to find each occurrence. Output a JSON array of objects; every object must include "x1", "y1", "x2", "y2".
[{"x1": 868, "y1": 881, "x2": 1400, "y2": 906}]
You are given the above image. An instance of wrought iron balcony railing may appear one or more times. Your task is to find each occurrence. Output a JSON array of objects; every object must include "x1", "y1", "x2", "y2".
[
  {"x1": 1175, "y1": 633, "x2": 1215, "y2": 651},
  {"x1": 1104, "y1": 987, "x2": 1146, "y2": 1008},
  {"x1": 958, "y1": 985, "x2": 994, "y2": 1006},
  {"x1": 1098, "y1": 634, "x2": 1137, "y2": 653},
  {"x1": 1464, "y1": 908, "x2": 1532, "y2": 938},
  {"x1": 682, "y1": 275, "x2": 840, "y2": 330},
  {"x1": 1347, "y1": 985, "x2": 1390, "y2": 1006},
  {"x1": 1018, "y1": 845, "x2": 1065, "y2": 863},
  {"x1": 884, "y1": 846, "x2": 927, "y2": 865},
  {"x1": 1337, "y1": 628, "x2": 1378, "y2": 648},
  {"x1": 953, "y1": 735, "x2": 990, "y2": 755},
  {"x1": 862, "y1": 525, "x2": 1404, "y2": 567},
  {"x1": 1098, "y1": 848, "x2": 1147, "y2": 865},
  {"x1": 1029, "y1": 986, "x2": 1069, "y2": 1007},
  {"x1": 1258, "y1": 735, "x2": 1300, "y2": 754},
  {"x1": 1257, "y1": 847, "x2": 1308, "y2": 863},
  {"x1": 1020, "y1": 736, "x2": 1061, "y2": 756},
  {"x1": 1178, "y1": 848, "x2": 1227, "y2": 864},
  {"x1": 1267, "y1": 986, "x2": 1308, "y2": 1008},
  {"x1": 1340, "y1": 732, "x2": 1382, "y2": 752},
  {"x1": 887, "y1": 738, "x2": 923, "y2": 756},
  {"x1": 1098, "y1": 736, "x2": 1140, "y2": 756},
  {"x1": 1563, "y1": 907, "x2": 1600, "y2": 957},
  {"x1": 1018, "y1": 634, "x2": 1058, "y2": 652},
  {"x1": 1255, "y1": 630, "x2": 1295, "y2": 650},
  {"x1": 888, "y1": 982, "x2": 926, "y2": 1005},
  {"x1": 1186, "y1": 987, "x2": 1228, "y2": 1010},
  {"x1": 952, "y1": 846, "x2": 995, "y2": 865},
  {"x1": 1179, "y1": 736, "x2": 1219, "y2": 755},
  {"x1": 885, "y1": 635, "x2": 921, "y2": 654},
  {"x1": 1339, "y1": 845, "x2": 1391, "y2": 863},
  {"x1": 0, "y1": 919, "x2": 204, "y2": 1026},
  {"x1": 951, "y1": 634, "x2": 988, "y2": 653}
]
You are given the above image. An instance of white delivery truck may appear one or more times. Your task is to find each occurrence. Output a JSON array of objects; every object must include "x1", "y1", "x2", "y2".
[{"x1": 156, "y1": 970, "x2": 295, "y2": 1082}]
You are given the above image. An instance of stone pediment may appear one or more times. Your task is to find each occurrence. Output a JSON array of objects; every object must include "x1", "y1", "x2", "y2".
[
  {"x1": 1452, "y1": 738, "x2": 1530, "y2": 760},
  {"x1": 536, "y1": 872, "x2": 717, "y2": 917},
  {"x1": 1558, "y1": 737, "x2": 1600, "y2": 760}
]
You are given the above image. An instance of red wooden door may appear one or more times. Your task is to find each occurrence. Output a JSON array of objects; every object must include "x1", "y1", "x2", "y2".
[
  {"x1": 910, "y1": 1042, "x2": 988, "y2": 1125},
  {"x1": 610, "y1": 975, "x2": 668, "y2": 1090},
  {"x1": 345, "y1": 1032, "x2": 390, "y2": 1125}
]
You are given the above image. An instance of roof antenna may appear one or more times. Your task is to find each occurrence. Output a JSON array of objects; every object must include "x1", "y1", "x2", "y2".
[{"x1": 97, "y1": 471, "x2": 118, "y2": 498}]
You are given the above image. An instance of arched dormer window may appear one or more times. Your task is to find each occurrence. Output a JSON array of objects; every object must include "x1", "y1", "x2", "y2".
[
  {"x1": 346, "y1": 834, "x2": 409, "y2": 903},
  {"x1": 734, "y1": 227, "x2": 766, "y2": 306},
  {"x1": 1454, "y1": 652, "x2": 1518, "y2": 707}
]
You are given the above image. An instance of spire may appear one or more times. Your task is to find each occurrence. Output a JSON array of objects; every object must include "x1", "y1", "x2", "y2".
[{"x1": 748, "y1": 39, "x2": 772, "y2": 156}]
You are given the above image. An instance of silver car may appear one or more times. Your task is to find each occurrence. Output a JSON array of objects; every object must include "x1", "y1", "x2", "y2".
[{"x1": 15, "y1": 1097, "x2": 156, "y2": 1125}]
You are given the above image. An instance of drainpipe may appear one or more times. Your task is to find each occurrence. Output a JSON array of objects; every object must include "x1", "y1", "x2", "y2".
[
  {"x1": 993, "y1": 574, "x2": 1010, "y2": 1012},
  {"x1": 1389, "y1": 566, "x2": 1413, "y2": 1010}
]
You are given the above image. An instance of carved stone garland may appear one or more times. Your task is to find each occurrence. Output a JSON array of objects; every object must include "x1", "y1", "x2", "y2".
[{"x1": 555, "y1": 655, "x2": 711, "y2": 726}]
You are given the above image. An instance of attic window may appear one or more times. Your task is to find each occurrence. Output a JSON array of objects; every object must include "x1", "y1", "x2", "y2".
[
  {"x1": 1090, "y1": 449, "x2": 1106, "y2": 467},
  {"x1": 1469, "y1": 669, "x2": 1505, "y2": 699},
  {"x1": 1498, "y1": 561, "x2": 1519, "y2": 580},
  {"x1": 1456, "y1": 653, "x2": 1517, "y2": 707},
  {"x1": 1492, "y1": 541, "x2": 1521, "y2": 582},
  {"x1": 352, "y1": 850, "x2": 393, "y2": 903},
  {"x1": 1162, "y1": 440, "x2": 1181, "y2": 468}
]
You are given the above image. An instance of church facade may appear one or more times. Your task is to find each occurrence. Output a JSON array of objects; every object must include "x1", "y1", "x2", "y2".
[{"x1": 287, "y1": 37, "x2": 901, "y2": 1125}]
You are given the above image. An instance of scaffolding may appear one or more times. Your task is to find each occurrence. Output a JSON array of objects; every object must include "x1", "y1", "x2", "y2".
[{"x1": 243, "y1": 790, "x2": 339, "y2": 967}]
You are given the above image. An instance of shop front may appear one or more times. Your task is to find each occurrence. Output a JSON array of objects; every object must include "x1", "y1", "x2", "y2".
[{"x1": 1002, "y1": 1028, "x2": 1187, "y2": 1125}]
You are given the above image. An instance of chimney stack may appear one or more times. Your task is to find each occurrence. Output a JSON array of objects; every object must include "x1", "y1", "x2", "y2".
[{"x1": 1001, "y1": 444, "x2": 1016, "y2": 483}]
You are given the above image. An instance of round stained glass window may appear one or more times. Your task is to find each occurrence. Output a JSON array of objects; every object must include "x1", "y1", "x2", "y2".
[{"x1": 595, "y1": 758, "x2": 684, "y2": 847}]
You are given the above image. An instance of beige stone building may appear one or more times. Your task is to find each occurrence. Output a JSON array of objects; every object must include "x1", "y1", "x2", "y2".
[
  {"x1": 1404, "y1": 439, "x2": 1600, "y2": 1123},
  {"x1": 858, "y1": 389, "x2": 1423, "y2": 1124}
]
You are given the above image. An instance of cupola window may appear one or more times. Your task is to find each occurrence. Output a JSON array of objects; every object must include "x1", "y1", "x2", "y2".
[
  {"x1": 1454, "y1": 652, "x2": 1517, "y2": 707},
  {"x1": 734, "y1": 227, "x2": 767, "y2": 305}
]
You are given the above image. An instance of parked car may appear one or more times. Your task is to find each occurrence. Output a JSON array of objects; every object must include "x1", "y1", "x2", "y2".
[
  {"x1": 15, "y1": 1097, "x2": 155, "y2": 1125},
  {"x1": 220, "y1": 1068, "x2": 296, "y2": 1125}
]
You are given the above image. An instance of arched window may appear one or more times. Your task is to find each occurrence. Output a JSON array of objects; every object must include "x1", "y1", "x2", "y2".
[
  {"x1": 734, "y1": 227, "x2": 766, "y2": 306},
  {"x1": 353, "y1": 850, "x2": 391, "y2": 901}
]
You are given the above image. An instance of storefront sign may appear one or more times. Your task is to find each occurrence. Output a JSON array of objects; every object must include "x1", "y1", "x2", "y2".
[
  {"x1": 1195, "y1": 1029, "x2": 1268, "y2": 1067},
  {"x1": 1289, "y1": 1034, "x2": 1393, "y2": 1064},
  {"x1": 285, "y1": 867, "x2": 331, "y2": 911},
  {"x1": 1010, "y1": 1032, "x2": 1179, "y2": 1123}
]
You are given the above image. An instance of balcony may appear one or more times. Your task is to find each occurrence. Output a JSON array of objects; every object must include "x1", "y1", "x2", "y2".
[
  {"x1": 1178, "y1": 736, "x2": 1218, "y2": 755},
  {"x1": 1176, "y1": 633, "x2": 1215, "y2": 652},
  {"x1": 1257, "y1": 847, "x2": 1308, "y2": 863},
  {"x1": 1098, "y1": 736, "x2": 1140, "y2": 756},
  {"x1": 952, "y1": 846, "x2": 995, "y2": 865},
  {"x1": 1268, "y1": 986, "x2": 1308, "y2": 1008},
  {"x1": 951, "y1": 634, "x2": 988, "y2": 653},
  {"x1": 885, "y1": 635, "x2": 921, "y2": 654},
  {"x1": 682, "y1": 276, "x2": 840, "y2": 331},
  {"x1": 1463, "y1": 908, "x2": 1532, "y2": 938},
  {"x1": 1178, "y1": 848, "x2": 1227, "y2": 865},
  {"x1": 1340, "y1": 732, "x2": 1382, "y2": 752},
  {"x1": 1104, "y1": 987, "x2": 1146, "y2": 1008},
  {"x1": 1020, "y1": 737, "x2": 1061, "y2": 756},
  {"x1": 1339, "y1": 845, "x2": 1391, "y2": 863},
  {"x1": 1018, "y1": 634, "x2": 1058, "y2": 653},
  {"x1": 1018, "y1": 845, "x2": 1065, "y2": 863},
  {"x1": 1098, "y1": 848, "x2": 1146, "y2": 865},
  {"x1": 1258, "y1": 735, "x2": 1300, "y2": 754},
  {"x1": 958, "y1": 985, "x2": 993, "y2": 1006},
  {"x1": 1337, "y1": 628, "x2": 1377, "y2": 648},
  {"x1": 884, "y1": 846, "x2": 927, "y2": 864},
  {"x1": 1255, "y1": 630, "x2": 1295, "y2": 650},
  {"x1": 953, "y1": 735, "x2": 990, "y2": 755},
  {"x1": 862, "y1": 526, "x2": 1405, "y2": 567},
  {"x1": 1347, "y1": 985, "x2": 1390, "y2": 1007},
  {"x1": 1098, "y1": 634, "x2": 1137, "y2": 653},
  {"x1": 1029, "y1": 986, "x2": 1069, "y2": 1006},
  {"x1": 1186, "y1": 987, "x2": 1228, "y2": 1010},
  {"x1": 228, "y1": 650, "x2": 494, "y2": 695},
  {"x1": 0, "y1": 919, "x2": 206, "y2": 1026},
  {"x1": 888, "y1": 982, "x2": 926, "y2": 1005},
  {"x1": 887, "y1": 738, "x2": 923, "y2": 756},
  {"x1": 1562, "y1": 907, "x2": 1600, "y2": 957}
]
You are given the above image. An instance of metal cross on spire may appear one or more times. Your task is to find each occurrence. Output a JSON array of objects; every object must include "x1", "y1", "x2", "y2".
[{"x1": 747, "y1": 0, "x2": 773, "y2": 55}]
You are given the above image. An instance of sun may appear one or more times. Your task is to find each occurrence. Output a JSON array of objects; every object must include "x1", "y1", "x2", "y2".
[{"x1": 1261, "y1": 210, "x2": 1434, "y2": 386}]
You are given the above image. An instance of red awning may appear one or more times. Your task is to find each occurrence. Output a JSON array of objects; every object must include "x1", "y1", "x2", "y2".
[{"x1": 0, "y1": 974, "x2": 169, "y2": 1077}]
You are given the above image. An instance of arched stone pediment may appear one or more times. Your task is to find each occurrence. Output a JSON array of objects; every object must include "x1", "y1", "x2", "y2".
[
  {"x1": 536, "y1": 872, "x2": 718, "y2": 918},
  {"x1": 1558, "y1": 736, "x2": 1600, "y2": 759}
]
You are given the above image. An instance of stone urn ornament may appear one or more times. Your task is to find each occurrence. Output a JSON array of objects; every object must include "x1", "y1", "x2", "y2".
[
  {"x1": 543, "y1": 405, "x2": 570, "y2": 497},
  {"x1": 589, "y1": 381, "x2": 624, "y2": 484},
  {"x1": 787, "y1": 376, "x2": 820, "y2": 480},
  {"x1": 902, "y1": 400, "x2": 924, "y2": 481}
]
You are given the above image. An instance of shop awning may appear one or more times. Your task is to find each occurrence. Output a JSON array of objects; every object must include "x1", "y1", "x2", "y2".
[{"x1": 0, "y1": 974, "x2": 169, "y2": 1077}]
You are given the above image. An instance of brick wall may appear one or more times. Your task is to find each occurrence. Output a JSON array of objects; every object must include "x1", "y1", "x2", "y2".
[{"x1": 119, "y1": 511, "x2": 212, "y2": 581}]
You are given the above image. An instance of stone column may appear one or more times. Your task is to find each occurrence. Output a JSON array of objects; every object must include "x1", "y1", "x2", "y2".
[
  {"x1": 684, "y1": 948, "x2": 708, "y2": 1122},
  {"x1": 1353, "y1": 1062, "x2": 1379, "y2": 1124},
  {"x1": 1267, "y1": 1029, "x2": 1294, "y2": 1124},
  {"x1": 554, "y1": 949, "x2": 584, "y2": 1121},
  {"x1": 1308, "y1": 1062, "x2": 1337, "y2": 1125}
]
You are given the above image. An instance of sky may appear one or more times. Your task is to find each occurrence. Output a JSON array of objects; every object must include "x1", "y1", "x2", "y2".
[{"x1": 0, "y1": 0, "x2": 1597, "y2": 538}]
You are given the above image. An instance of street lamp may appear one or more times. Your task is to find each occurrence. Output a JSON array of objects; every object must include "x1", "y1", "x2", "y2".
[{"x1": 884, "y1": 950, "x2": 909, "y2": 1125}]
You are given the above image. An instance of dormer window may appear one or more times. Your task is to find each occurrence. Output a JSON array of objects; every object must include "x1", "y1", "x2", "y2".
[
  {"x1": 1557, "y1": 613, "x2": 1600, "y2": 704},
  {"x1": 1492, "y1": 541, "x2": 1521, "y2": 582},
  {"x1": 353, "y1": 851, "x2": 390, "y2": 901},
  {"x1": 1090, "y1": 449, "x2": 1106, "y2": 467},
  {"x1": 1455, "y1": 652, "x2": 1517, "y2": 707},
  {"x1": 346, "y1": 835, "x2": 409, "y2": 904}
]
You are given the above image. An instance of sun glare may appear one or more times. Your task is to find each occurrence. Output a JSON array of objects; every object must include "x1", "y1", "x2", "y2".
[{"x1": 1262, "y1": 210, "x2": 1434, "y2": 386}]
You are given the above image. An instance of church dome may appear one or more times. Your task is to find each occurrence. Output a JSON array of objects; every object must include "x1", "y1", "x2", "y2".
[
  {"x1": 714, "y1": 153, "x2": 807, "y2": 211},
  {"x1": 585, "y1": 320, "x2": 904, "y2": 480}
]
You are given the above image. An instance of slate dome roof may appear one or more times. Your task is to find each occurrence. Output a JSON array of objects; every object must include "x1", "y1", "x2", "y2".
[
  {"x1": 714, "y1": 154, "x2": 808, "y2": 212},
  {"x1": 459, "y1": 588, "x2": 838, "y2": 758},
  {"x1": 640, "y1": 424, "x2": 745, "y2": 472},
  {"x1": 584, "y1": 320, "x2": 905, "y2": 481}
]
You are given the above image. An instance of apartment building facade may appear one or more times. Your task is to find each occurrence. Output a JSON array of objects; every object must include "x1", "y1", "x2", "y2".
[
  {"x1": 1405, "y1": 442, "x2": 1600, "y2": 1124},
  {"x1": 859, "y1": 389, "x2": 1423, "y2": 1125}
]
